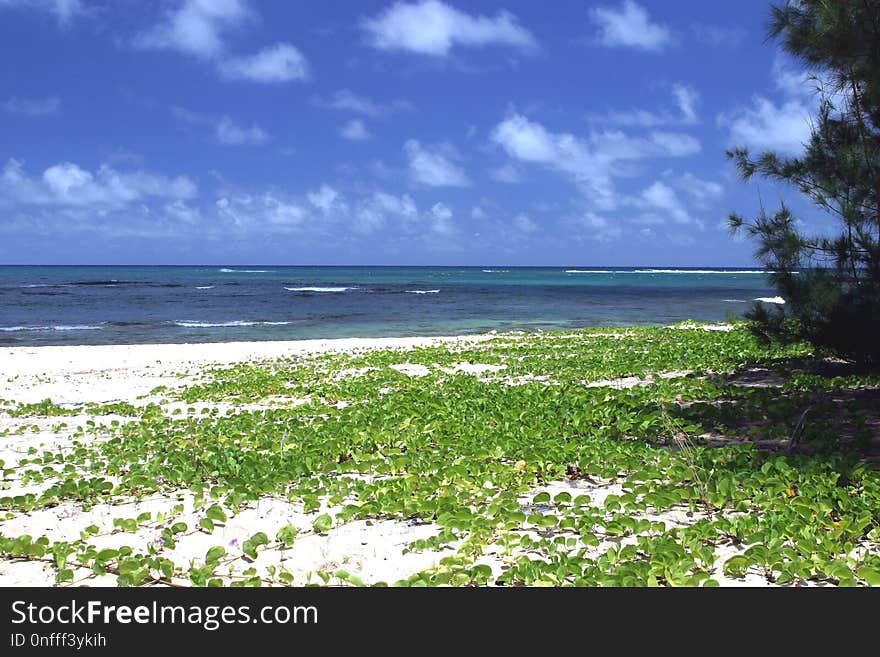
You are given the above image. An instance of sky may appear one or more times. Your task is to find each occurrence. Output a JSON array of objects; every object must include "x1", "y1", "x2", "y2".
[{"x1": 0, "y1": 0, "x2": 828, "y2": 266}]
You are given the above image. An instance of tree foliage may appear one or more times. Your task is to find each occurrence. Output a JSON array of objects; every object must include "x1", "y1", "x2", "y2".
[{"x1": 728, "y1": 0, "x2": 880, "y2": 364}]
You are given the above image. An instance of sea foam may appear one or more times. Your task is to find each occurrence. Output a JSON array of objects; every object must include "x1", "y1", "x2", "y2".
[
  {"x1": 634, "y1": 269, "x2": 769, "y2": 274},
  {"x1": 284, "y1": 286, "x2": 355, "y2": 293},
  {"x1": 0, "y1": 324, "x2": 103, "y2": 332},
  {"x1": 174, "y1": 320, "x2": 292, "y2": 328},
  {"x1": 755, "y1": 296, "x2": 786, "y2": 304},
  {"x1": 406, "y1": 289, "x2": 440, "y2": 294}
]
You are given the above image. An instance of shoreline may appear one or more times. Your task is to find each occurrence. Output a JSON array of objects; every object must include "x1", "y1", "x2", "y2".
[{"x1": 0, "y1": 333, "x2": 496, "y2": 405}]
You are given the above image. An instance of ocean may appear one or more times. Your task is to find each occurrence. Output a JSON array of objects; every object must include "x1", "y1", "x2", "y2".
[{"x1": 0, "y1": 266, "x2": 779, "y2": 346}]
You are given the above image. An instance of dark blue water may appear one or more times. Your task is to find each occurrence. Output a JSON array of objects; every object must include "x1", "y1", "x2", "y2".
[{"x1": 0, "y1": 266, "x2": 778, "y2": 346}]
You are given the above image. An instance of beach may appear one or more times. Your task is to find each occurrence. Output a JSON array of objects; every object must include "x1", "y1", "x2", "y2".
[{"x1": 5, "y1": 326, "x2": 876, "y2": 587}]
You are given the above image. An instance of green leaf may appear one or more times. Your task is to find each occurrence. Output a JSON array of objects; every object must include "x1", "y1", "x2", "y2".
[
  {"x1": 205, "y1": 505, "x2": 227, "y2": 523},
  {"x1": 276, "y1": 525, "x2": 299, "y2": 547},
  {"x1": 94, "y1": 549, "x2": 119, "y2": 564},
  {"x1": 533, "y1": 492, "x2": 551, "y2": 504},
  {"x1": 205, "y1": 546, "x2": 226, "y2": 564},
  {"x1": 312, "y1": 514, "x2": 333, "y2": 533},
  {"x1": 199, "y1": 518, "x2": 215, "y2": 533},
  {"x1": 857, "y1": 566, "x2": 880, "y2": 586}
]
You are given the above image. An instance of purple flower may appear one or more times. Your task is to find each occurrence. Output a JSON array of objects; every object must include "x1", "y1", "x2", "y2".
[
  {"x1": 229, "y1": 538, "x2": 239, "y2": 548},
  {"x1": 154, "y1": 536, "x2": 165, "y2": 547},
  {"x1": 156, "y1": 475, "x2": 165, "y2": 484}
]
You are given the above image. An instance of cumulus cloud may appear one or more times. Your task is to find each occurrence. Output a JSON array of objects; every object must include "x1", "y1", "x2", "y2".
[
  {"x1": 173, "y1": 107, "x2": 270, "y2": 146},
  {"x1": 362, "y1": 0, "x2": 536, "y2": 57},
  {"x1": 590, "y1": 0, "x2": 671, "y2": 52},
  {"x1": 429, "y1": 202, "x2": 455, "y2": 235},
  {"x1": 218, "y1": 42, "x2": 309, "y2": 83},
  {"x1": 1, "y1": 96, "x2": 61, "y2": 116},
  {"x1": 404, "y1": 139, "x2": 470, "y2": 187},
  {"x1": 491, "y1": 113, "x2": 699, "y2": 208},
  {"x1": 339, "y1": 119, "x2": 372, "y2": 141},
  {"x1": 133, "y1": 0, "x2": 250, "y2": 59},
  {"x1": 0, "y1": 158, "x2": 196, "y2": 209},
  {"x1": 214, "y1": 117, "x2": 269, "y2": 145},
  {"x1": 133, "y1": 1, "x2": 309, "y2": 84},
  {"x1": 315, "y1": 89, "x2": 412, "y2": 118},
  {"x1": 718, "y1": 55, "x2": 816, "y2": 156},
  {"x1": 718, "y1": 98, "x2": 813, "y2": 156},
  {"x1": 354, "y1": 191, "x2": 419, "y2": 233},
  {"x1": 307, "y1": 184, "x2": 340, "y2": 212},
  {"x1": 569, "y1": 212, "x2": 623, "y2": 242},
  {"x1": 635, "y1": 181, "x2": 692, "y2": 224}
]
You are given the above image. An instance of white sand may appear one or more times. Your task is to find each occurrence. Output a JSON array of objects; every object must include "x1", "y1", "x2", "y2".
[
  {"x1": 0, "y1": 331, "x2": 797, "y2": 587},
  {"x1": 0, "y1": 335, "x2": 489, "y2": 405}
]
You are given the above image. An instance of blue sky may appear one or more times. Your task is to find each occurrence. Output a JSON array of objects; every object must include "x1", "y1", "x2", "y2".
[{"x1": 0, "y1": 0, "x2": 825, "y2": 265}]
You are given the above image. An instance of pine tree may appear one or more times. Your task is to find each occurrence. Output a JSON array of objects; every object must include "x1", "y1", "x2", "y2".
[{"x1": 728, "y1": 0, "x2": 880, "y2": 364}]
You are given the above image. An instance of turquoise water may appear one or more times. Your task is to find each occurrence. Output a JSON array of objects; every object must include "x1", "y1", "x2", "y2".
[{"x1": 0, "y1": 266, "x2": 777, "y2": 346}]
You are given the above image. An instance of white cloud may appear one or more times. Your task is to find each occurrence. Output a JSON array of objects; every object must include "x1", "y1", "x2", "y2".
[
  {"x1": 353, "y1": 191, "x2": 419, "y2": 234},
  {"x1": 214, "y1": 192, "x2": 308, "y2": 230},
  {"x1": 491, "y1": 113, "x2": 699, "y2": 209},
  {"x1": 429, "y1": 202, "x2": 456, "y2": 235},
  {"x1": 649, "y1": 131, "x2": 701, "y2": 157},
  {"x1": 339, "y1": 119, "x2": 372, "y2": 141},
  {"x1": 0, "y1": 0, "x2": 84, "y2": 25},
  {"x1": 173, "y1": 107, "x2": 269, "y2": 146},
  {"x1": 164, "y1": 199, "x2": 201, "y2": 223},
  {"x1": 595, "y1": 84, "x2": 699, "y2": 127},
  {"x1": 718, "y1": 97, "x2": 813, "y2": 155},
  {"x1": 1, "y1": 96, "x2": 61, "y2": 116},
  {"x1": 307, "y1": 185, "x2": 340, "y2": 213},
  {"x1": 404, "y1": 139, "x2": 470, "y2": 187},
  {"x1": 672, "y1": 84, "x2": 698, "y2": 124},
  {"x1": 134, "y1": 0, "x2": 250, "y2": 59},
  {"x1": 488, "y1": 163, "x2": 522, "y2": 183},
  {"x1": 590, "y1": 0, "x2": 671, "y2": 52},
  {"x1": 636, "y1": 181, "x2": 692, "y2": 224},
  {"x1": 214, "y1": 116, "x2": 269, "y2": 145},
  {"x1": 512, "y1": 213, "x2": 537, "y2": 233},
  {"x1": 673, "y1": 172, "x2": 723, "y2": 203},
  {"x1": 219, "y1": 42, "x2": 309, "y2": 83},
  {"x1": 719, "y1": 55, "x2": 817, "y2": 156},
  {"x1": 362, "y1": 0, "x2": 536, "y2": 57},
  {"x1": 317, "y1": 89, "x2": 412, "y2": 118},
  {"x1": 260, "y1": 193, "x2": 307, "y2": 226},
  {"x1": 568, "y1": 212, "x2": 622, "y2": 242},
  {"x1": 772, "y1": 54, "x2": 814, "y2": 99},
  {"x1": 0, "y1": 158, "x2": 196, "y2": 209}
]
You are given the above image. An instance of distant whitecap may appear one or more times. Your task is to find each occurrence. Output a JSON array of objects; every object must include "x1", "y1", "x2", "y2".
[
  {"x1": 0, "y1": 324, "x2": 103, "y2": 332},
  {"x1": 755, "y1": 296, "x2": 786, "y2": 304},
  {"x1": 284, "y1": 286, "x2": 355, "y2": 293},
  {"x1": 406, "y1": 289, "x2": 440, "y2": 294},
  {"x1": 174, "y1": 320, "x2": 292, "y2": 328}
]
